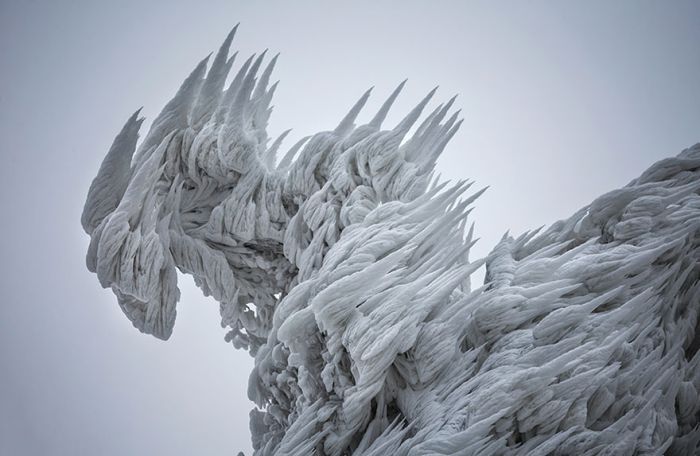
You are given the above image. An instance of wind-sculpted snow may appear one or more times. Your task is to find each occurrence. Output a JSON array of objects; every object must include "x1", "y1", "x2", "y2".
[{"x1": 82, "y1": 28, "x2": 700, "y2": 455}]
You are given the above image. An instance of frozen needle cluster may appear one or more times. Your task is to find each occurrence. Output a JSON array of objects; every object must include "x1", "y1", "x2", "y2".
[{"x1": 82, "y1": 29, "x2": 700, "y2": 455}]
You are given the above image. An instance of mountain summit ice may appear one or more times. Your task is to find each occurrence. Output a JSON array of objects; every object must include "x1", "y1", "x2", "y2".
[{"x1": 82, "y1": 28, "x2": 700, "y2": 455}]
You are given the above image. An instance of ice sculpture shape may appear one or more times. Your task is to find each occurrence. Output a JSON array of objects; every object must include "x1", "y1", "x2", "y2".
[{"x1": 82, "y1": 28, "x2": 700, "y2": 455}]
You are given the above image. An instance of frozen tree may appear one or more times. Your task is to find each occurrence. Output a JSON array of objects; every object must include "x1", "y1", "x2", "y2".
[{"x1": 82, "y1": 28, "x2": 700, "y2": 455}]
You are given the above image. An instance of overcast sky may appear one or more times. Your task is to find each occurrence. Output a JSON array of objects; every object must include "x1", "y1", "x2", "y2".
[{"x1": 1, "y1": 1, "x2": 699, "y2": 455}]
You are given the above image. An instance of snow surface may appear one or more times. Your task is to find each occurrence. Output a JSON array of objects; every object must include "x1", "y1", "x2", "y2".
[{"x1": 82, "y1": 28, "x2": 700, "y2": 455}]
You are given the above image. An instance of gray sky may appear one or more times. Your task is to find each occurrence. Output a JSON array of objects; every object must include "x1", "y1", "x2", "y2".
[{"x1": 1, "y1": 1, "x2": 698, "y2": 454}]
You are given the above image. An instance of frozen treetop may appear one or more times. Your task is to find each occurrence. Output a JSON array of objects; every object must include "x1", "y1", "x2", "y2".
[{"x1": 82, "y1": 27, "x2": 700, "y2": 455}]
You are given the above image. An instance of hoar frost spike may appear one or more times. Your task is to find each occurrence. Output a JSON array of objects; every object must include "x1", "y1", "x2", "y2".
[{"x1": 82, "y1": 27, "x2": 700, "y2": 455}]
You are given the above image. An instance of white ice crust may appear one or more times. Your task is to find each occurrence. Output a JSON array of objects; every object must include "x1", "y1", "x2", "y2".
[{"x1": 82, "y1": 28, "x2": 700, "y2": 455}]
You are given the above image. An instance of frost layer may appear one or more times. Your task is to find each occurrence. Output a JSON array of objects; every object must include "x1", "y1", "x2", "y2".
[{"x1": 82, "y1": 29, "x2": 700, "y2": 455}]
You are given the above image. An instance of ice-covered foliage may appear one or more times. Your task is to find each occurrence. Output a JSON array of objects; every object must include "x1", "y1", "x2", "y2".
[{"x1": 82, "y1": 28, "x2": 700, "y2": 455}]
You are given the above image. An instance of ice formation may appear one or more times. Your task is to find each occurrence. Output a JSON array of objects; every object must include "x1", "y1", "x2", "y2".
[{"x1": 82, "y1": 28, "x2": 700, "y2": 455}]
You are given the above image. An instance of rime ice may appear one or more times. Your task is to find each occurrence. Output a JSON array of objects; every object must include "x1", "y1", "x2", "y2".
[{"x1": 82, "y1": 28, "x2": 700, "y2": 455}]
